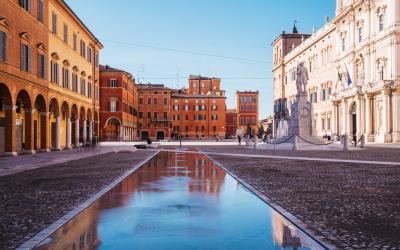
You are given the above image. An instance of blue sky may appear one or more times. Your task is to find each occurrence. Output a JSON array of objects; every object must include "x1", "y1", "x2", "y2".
[{"x1": 65, "y1": 0, "x2": 335, "y2": 117}]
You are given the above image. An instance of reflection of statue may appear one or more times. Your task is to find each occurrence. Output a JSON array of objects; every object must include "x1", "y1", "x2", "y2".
[{"x1": 296, "y1": 62, "x2": 309, "y2": 94}]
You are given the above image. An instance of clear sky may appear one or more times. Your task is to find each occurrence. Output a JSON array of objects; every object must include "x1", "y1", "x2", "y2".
[{"x1": 65, "y1": 0, "x2": 336, "y2": 118}]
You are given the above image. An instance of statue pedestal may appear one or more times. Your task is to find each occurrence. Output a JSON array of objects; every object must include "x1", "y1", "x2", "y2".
[{"x1": 290, "y1": 93, "x2": 312, "y2": 138}]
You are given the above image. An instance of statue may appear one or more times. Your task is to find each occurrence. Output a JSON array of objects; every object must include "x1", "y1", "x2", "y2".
[{"x1": 296, "y1": 62, "x2": 309, "y2": 94}]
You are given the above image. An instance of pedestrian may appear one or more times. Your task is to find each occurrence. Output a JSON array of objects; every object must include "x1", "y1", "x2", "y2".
[{"x1": 238, "y1": 135, "x2": 241, "y2": 145}]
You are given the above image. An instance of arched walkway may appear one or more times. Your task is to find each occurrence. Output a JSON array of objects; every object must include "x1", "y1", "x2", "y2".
[
  {"x1": 87, "y1": 108, "x2": 94, "y2": 144},
  {"x1": 71, "y1": 104, "x2": 79, "y2": 147},
  {"x1": 61, "y1": 101, "x2": 71, "y2": 149},
  {"x1": 34, "y1": 95, "x2": 47, "y2": 151},
  {"x1": 49, "y1": 98, "x2": 61, "y2": 150},
  {"x1": 94, "y1": 111, "x2": 99, "y2": 139},
  {"x1": 0, "y1": 83, "x2": 15, "y2": 155},
  {"x1": 16, "y1": 90, "x2": 32, "y2": 152},
  {"x1": 104, "y1": 117, "x2": 122, "y2": 141},
  {"x1": 350, "y1": 102, "x2": 357, "y2": 142},
  {"x1": 79, "y1": 106, "x2": 87, "y2": 145}
]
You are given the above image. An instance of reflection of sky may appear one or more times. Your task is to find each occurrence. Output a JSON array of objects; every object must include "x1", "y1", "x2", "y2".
[
  {"x1": 38, "y1": 152, "x2": 321, "y2": 250},
  {"x1": 95, "y1": 153, "x2": 318, "y2": 250}
]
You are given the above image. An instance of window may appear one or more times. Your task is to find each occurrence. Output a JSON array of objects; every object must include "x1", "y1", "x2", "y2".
[
  {"x1": 379, "y1": 14, "x2": 384, "y2": 32},
  {"x1": 109, "y1": 79, "x2": 118, "y2": 87},
  {"x1": 147, "y1": 98, "x2": 151, "y2": 105},
  {"x1": 138, "y1": 112, "x2": 143, "y2": 118},
  {"x1": 21, "y1": 44, "x2": 32, "y2": 72},
  {"x1": 153, "y1": 112, "x2": 158, "y2": 119},
  {"x1": 110, "y1": 100, "x2": 117, "y2": 112},
  {"x1": 95, "y1": 53, "x2": 99, "y2": 67},
  {"x1": 211, "y1": 114, "x2": 218, "y2": 120},
  {"x1": 341, "y1": 37, "x2": 346, "y2": 52},
  {"x1": 87, "y1": 47, "x2": 92, "y2": 63},
  {"x1": 321, "y1": 118, "x2": 325, "y2": 130},
  {"x1": 37, "y1": 0, "x2": 43, "y2": 22},
  {"x1": 164, "y1": 112, "x2": 168, "y2": 119},
  {"x1": 80, "y1": 40, "x2": 86, "y2": 58},
  {"x1": 212, "y1": 105, "x2": 217, "y2": 111},
  {"x1": 72, "y1": 73, "x2": 78, "y2": 92},
  {"x1": 185, "y1": 114, "x2": 189, "y2": 120},
  {"x1": 358, "y1": 26, "x2": 363, "y2": 43},
  {"x1": 139, "y1": 98, "x2": 143, "y2": 105},
  {"x1": 153, "y1": 98, "x2": 157, "y2": 104},
  {"x1": 95, "y1": 86, "x2": 99, "y2": 100},
  {"x1": 164, "y1": 98, "x2": 168, "y2": 105},
  {"x1": 62, "y1": 67, "x2": 69, "y2": 89},
  {"x1": 50, "y1": 60, "x2": 59, "y2": 83},
  {"x1": 0, "y1": 31, "x2": 7, "y2": 62},
  {"x1": 184, "y1": 105, "x2": 189, "y2": 111},
  {"x1": 173, "y1": 105, "x2": 179, "y2": 111},
  {"x1": 80, "y1": 78, "x2": 86, "y2": 96},
  {"x1": 52, "y1": 13, "x2": 57, "y2": 34},
  {"x1": 37, "y1": 53, "x2": 46, "y2": 78},
  {"x1": 378, "y1": 64, "x2": 384, "y2": 80},
  {"x1": 88, "y1": 82, "x2": 92, "y2": 97},
  {"x1": 147, "y1": 112, "x2": 151, "y2": 119},
  {"x1": 73, "y1": 33, "x2": 77, "y2": 51},
  {"x1": 20, "y1": 0, "x2": 32, "y2": 12},
  {"x1": 63, "y1": 24, "x2": 68, "y2": 43}
]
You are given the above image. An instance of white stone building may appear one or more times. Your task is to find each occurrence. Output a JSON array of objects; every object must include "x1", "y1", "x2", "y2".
[{"x1": 272, "y1": 0, "x2": 400, "y2": 143}]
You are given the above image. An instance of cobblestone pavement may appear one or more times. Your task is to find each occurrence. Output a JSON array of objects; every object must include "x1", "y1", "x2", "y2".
[
  {"x1": 205, "y1": 153, "x2": 400, "y2": 249},
  {"x1": 192, "y1": 145, "x2": 400, "y2": 162},
  {"x1": 0, "y1": 146, "x2": 140, "y2": 177},
  {"x1": 0, "y1": 150, "x2": 156, "y2": 249}
]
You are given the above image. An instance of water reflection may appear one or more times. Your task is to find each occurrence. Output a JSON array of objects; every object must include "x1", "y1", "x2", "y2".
[{"x1": 34, "y1": 152, "x2": 323, "y2": 250}]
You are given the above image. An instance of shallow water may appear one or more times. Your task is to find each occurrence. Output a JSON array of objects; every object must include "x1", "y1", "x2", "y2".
[{"x1": 34, "y1": 151, "x2": 323, "y2": 250}]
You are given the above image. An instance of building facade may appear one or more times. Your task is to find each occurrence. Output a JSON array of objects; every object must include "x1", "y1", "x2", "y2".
[
  {"x1": 272, "y1": 0, "x2": 400, "y2": 143},
  {"x1": 0, "y1": 0, "x2": 102, "y2": 155},
  {"x1": 236, "y1": 91, "x2": 259, "y2": 135},
  {"x1": 170, "y1": 75, "x2": 226, "y2": 139},
  {"x1": 225, "y1": 109, "x2": 238, "y2": 138},
  {"x1": 99, "y1": 65, "x2": 138, "y2": 142},
  {"x1": 137, "y1": 83, "x2": 171, "y2": 141}
]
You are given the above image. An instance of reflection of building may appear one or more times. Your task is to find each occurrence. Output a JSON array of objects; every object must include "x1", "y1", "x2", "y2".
[
  {"x1": 0, "y1": 0, "x2": 102, "y2": 155},
  {"x1": 171, "y1": 75, "x2": 227, "y2": 139},
  {"x1": 99, "y1": 65, "x2": 138, "y2": 142},
  {"x1": 272, "y1": 0, "x2": 400, "y2": 143},
  {"x1": 260, "y1": 116, "x2": 273, "y2": 135},
  {"x1": 272, "y1": 212, "x2": 302, "y2": 249},
  {"x1": 137, "y1": 83, "x2": 171, "y2": 141}
]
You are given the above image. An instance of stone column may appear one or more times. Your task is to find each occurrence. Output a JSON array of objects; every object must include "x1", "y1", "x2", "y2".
[
  {"x1": 55, "y1": 115, "x2": 61, "y2": 150},
  {"x1": 120, "y1": 126, "x2": 124, "y2": 141},
  {"x1": 82, "y1": 119, "x2": 87, "y2": 145},
  {"x1": 66, "y1": 115, "x2": 72, "y2": 149},
  {"x1": 4, "y1": 106, "x2": 17, "y2": 156},
  {"x1": 365, "y1": 94, "x2": 371, "y2": 137},
  {"x1": 75, "y1": 118, "x2": 80, "y2": 147},
  {"x1": 356, "y1": 96, "x2": 362, "y2": 137},
  {"x1": 341, "y1": 99, "x2": 347, "y2": 135},
  {"x1": 382, "y1": 89, "x2": 391, "y2": 142},
  {"x1": 39, "y1": 112, "x2": 50, "y2": 152},
  {"x1": 331, "y1": 104, "x2": 336, "y2": 135},
  {"x1": 88, "y1": 120, "x2": 93, "y2": 144},
  {"x1": 392, "y1": 88, "x2": 400, "y2": 142},
  {"x1": 24, "y1": 109, "x2": 35, "y2": 154}
]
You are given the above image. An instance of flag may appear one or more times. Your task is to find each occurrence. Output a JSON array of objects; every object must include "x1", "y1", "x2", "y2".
[
  {"x1": 345, "y1": 65, "x2": 352, "y2": 86},
  {"x1": 336, "y1": 66, "x2": 343, "y2": 82}
]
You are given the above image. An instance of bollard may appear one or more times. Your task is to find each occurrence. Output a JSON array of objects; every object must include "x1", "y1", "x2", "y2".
[
  {"x1": 360, "y1": 135, "x2": 365, "y2": 148},
  {"x1": 293, "y1": 135, "x2": 298, "y2": 151},
  {"x1": 343, "y1": 134, "x2": 349, "y2": 151}
]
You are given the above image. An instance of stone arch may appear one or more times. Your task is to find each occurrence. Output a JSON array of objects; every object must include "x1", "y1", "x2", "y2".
[
  {"x1": 34, "y1": 94, "x2": 47, "y2": 151},
  {"x1": 49, "y1": 98, "x2": 60, "y2": 150},
  {"x1": 16, "y1": 90, "x2": 32, "y2": 152},
  {"x1": 70, "y1": 104, "x2": 79, "y2": 147},
  {"x1": 87, "y1": 108, "x2": 93, "y2": 122},
  {"x1": 103, "y1": 116, "x2": 122, "y2": 142},
  {"x1": 0, "y1": 83, "x2": 15, "y2": 154},
  {"x1": 61, "y1": 101, "x2": 71, "y2": 149}
]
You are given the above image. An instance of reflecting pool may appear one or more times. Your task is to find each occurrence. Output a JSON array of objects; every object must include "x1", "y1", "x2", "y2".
[{"x1": 34, "y1": 151, "x2": 324, "y2": 250}]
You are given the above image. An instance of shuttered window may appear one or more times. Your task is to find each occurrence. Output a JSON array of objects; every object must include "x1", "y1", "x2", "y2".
[
  {"x1": 20, "y1": 44, "x2": 32, "y2": 73},
  {"x1": 80, "y1": 40, "x2": 86, "y2": 58},
  {"x1": 62, "y1": 68, "x2": 70, "y2": 89},
  {"x1": 87, "y1": 47, "x2": 92, "y2": 63},
  {"x1": 52, "y1": 13, "x2": 57, "y2": 34},
  {"x1": 80, "y1": 79, "x2": 86, "y2": 96},
  {"x1": 88, "y1": 82, "x2": 92, "y2": 98},
  {"x1": 37, "y1": 53, "x2": 47, "y2": 79},
  {"x1": 72, "y1": 73, "x2": 78, "y2": 92},
  {"x1": 37, "y1": 0, "x2": 43, "y2": 22},
  {"x1": 0, "y1": 31, "x2": 6, "y2": 62},
  {"x1": 20, "y1": 0, "x2": 32, "y2": 12},
  {"x1": 50, "y1": 61, "x2": 59, "y2": 84},
  {"x1": 63, "y1": 24, "x2": 68, "y2": 43},
  {"x1": 73, "y1": 33, "x2": 77, "y2": 50}
]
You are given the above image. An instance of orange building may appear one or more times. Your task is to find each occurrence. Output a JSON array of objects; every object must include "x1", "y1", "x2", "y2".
[
  {"x1": 225, "y1": 109, "x2": 238, "y2": 138},
  {"x1": 137, "y1": 83, "x2": 171, "y2": 140},
  {"x1": 0, "y1": 0, "x2": 102, "y2": 155},
  {"x1": 170, "y1": 75, "x2": 226, "y2": 139},
  {"x1": 99, "y1": 65, "x2": 138, "y2": 141},
  {"x1": 236, "y1": 91, "x2": 259, "y2": 135}
]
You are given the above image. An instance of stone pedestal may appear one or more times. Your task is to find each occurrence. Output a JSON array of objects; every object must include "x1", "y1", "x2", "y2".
[{"x1": 290, "y1": 93, "x2": 312, "y2": 138}]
